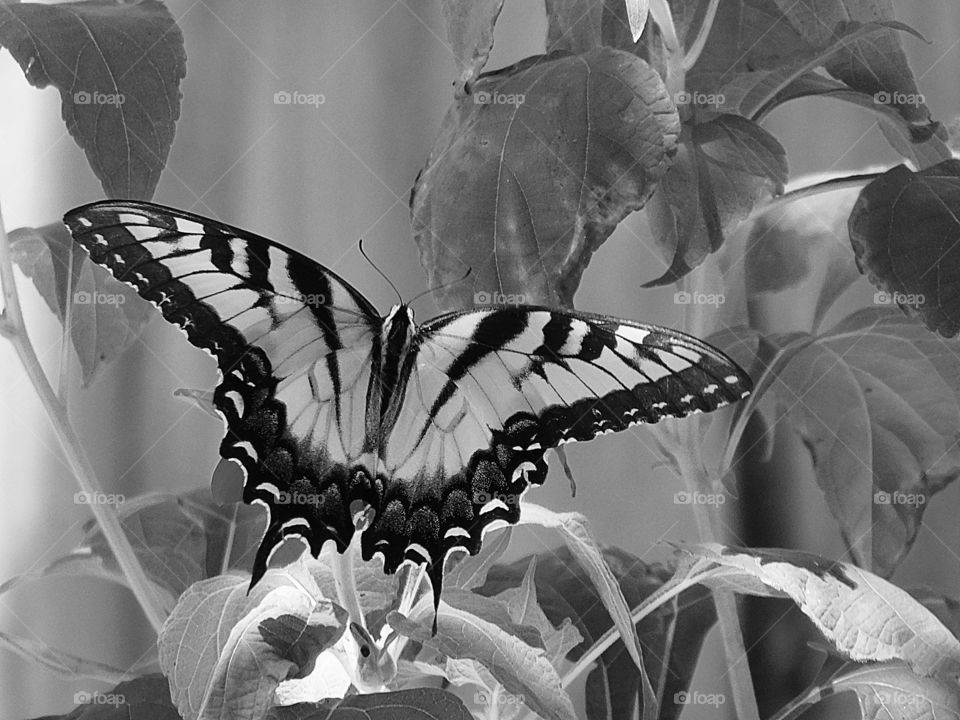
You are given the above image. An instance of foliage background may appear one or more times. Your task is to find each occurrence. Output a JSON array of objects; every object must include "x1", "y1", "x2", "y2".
[{"x1": 1, "y1": 1, "x2": 960, "y2": 717}]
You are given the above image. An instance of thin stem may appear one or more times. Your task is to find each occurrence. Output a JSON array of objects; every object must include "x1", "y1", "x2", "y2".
[
  {"x1": 0, "y1": 206, "x2": 166, "y2": 634},
  {"x1": 682, "y1": 0, "x2": 721, "y2": 71},
  {"x1": 332, "y1": 546, "x2": 366, "y2": 632}
]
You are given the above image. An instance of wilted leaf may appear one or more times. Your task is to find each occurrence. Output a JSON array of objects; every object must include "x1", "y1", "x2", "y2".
[
  {"x1": 0, "y1": 1, "x2": 186, "y2": 199},
  {"x1": 756, "y1": 308, "x2": 960, "y2": 573},
  {"x1": 441, "y1": 0, "x2": 505, "y2": 91},
  {"x1": 849, "y1": 160, "x2": 960, "y2": 337},
  {"x1": 10, "y1": 223, "x2": 155, "y2": 385},
  {"x1": 644, "y1": 114, "x2": 788, "y2": 285},
  {"x1": 27, "y1": 675, "x2": 180, "y2": 720},
  {"x1": 267, "y1": 688, "x2": 476, "y2": 720},
  {"x1": 158, "y1": 568, "x2": 348, "y2": 720},
  {"x1": 411, "y1": 46, "x2": 679, "y2": 310},
  {"x1": 691, "y1": 544, "x2": 960, "y2": 681},
  {"x1": 716, "y1": 21, "x2": 918, "y2": 120},
  {"x1": 479, "y1": 546, "x2": 716, "y2": 720},
  {"x1": 743, "y1": 175, "x2": 864, "y2": 329},
  {"x1": 390, "y1": 604, "x2": 576, "y2": 720},
  {"x1": 833, "y1": 663, "x2": 960, "y2": 719}
]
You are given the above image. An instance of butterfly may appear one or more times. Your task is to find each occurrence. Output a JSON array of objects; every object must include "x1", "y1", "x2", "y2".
[{"x1": 64, "y1": 200, "x2": 752, "y2": 626}]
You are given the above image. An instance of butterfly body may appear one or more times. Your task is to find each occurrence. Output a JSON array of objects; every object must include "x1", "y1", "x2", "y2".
[{"x1": 64, "y1": 201, "x2": 752, "y2": 619}]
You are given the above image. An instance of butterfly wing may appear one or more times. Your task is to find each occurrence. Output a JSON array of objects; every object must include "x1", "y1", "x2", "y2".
[
  {"x1": 64, "y1": 201, "x2": 384, "y2": 582},
  {"x1": 365, "y1": 307, "x2": 751, "y2": 606}
]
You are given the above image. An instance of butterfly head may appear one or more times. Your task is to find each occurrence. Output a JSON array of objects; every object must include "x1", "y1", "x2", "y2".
[{"x1": 382, "y1": 303, "x2": 415, "y2": 351}]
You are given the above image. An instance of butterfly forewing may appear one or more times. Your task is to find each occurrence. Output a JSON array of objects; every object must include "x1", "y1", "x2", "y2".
[{"x1": 64, "y1": 201, "x2": 752, "y2": 624}]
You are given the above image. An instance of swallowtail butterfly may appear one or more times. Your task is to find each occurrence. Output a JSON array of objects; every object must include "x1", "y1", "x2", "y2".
[{"x1": 64, "y1": 201, "x2": 752, "y2": 624}]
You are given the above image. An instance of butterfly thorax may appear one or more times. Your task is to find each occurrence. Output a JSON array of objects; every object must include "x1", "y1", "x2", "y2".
[{"x1": 375, "y1": 304, "x2": 416, "y2": 434}]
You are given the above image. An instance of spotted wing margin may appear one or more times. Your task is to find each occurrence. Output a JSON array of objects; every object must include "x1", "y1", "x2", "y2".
[
  {"x1": 364, "y1": 307, "x2": 752, "y2": 610},
  {"x1": 63, "y1": 200, "x2": 385, "y2": 583}
]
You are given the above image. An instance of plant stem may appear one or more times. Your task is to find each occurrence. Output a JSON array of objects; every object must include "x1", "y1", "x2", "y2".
[
  {"x1": 0, "y1": 206, "x2": 166, "y2": 634},
  {"x1": 682, "y1": 0, "x2": 721, "y2": 71},
  {"x1": 332, "y1": 545, "x2": 366, "y2": 632}
]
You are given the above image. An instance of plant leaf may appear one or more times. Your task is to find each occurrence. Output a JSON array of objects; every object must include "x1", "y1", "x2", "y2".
[
  {"x1": 267, "y1": 688, "x2": 476, "y2": 720},
  {"x1": 441, "y1": 0, "x2": 505, "y2": 92},
  {"x1": 690, "y1": 544, "x2": 960, "y2": 681},
  {"x1": 411, "y1": 47, "x2": 679, "y2": 310},
  {"x1": 479, "y1": 546, "x2": 716, "y2": 720},
  {"x1": 832, "y1": 662, "x2": 960, "y2": 719},
  {"x1": 0, "y1": 0, "x2": 186, "y2": 199},
  {"x1": 10, "y1": 223, "x2": 155, "y2": 385},
  {"x1": 446, "y1": 528, "x2": 512, "y2": 591},
  {"x1": 755, "y1": 308, "x2": 960, "y2": 573},
  {"x1": 389, "y1": 605, "x2": 577, "y2": 720},
  {"x1": 158, "y1": 567, "x2": 348, "y2": 720},
  {"x1": 849, "y1": 160, "x2": 960, "y2": 337},
  {"x1": 643, "y1": 114, "x2": 788, "y2": 285}
]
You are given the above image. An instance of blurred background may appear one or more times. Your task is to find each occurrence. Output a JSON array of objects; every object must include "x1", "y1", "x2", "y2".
[{"x1": 1, "y1": 2, "x2": 959, "y2": 718}]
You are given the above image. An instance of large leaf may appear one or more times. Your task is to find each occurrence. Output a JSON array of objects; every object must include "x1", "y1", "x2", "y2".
[
  {"x1": 643, "y1": 114, "x2": 787, "y2": 285},
  {"x1": 268, "y1": 689, "x2": 476, "y2": 720},
  {"x1": 849, "y1": 160, "x2": 960, "y2": 338},
  {"x1": 441, "y1": 0, "x2": 505, "y2": 92},
  {"x1": 411, "y1": 46, "x2": 680, "y2": 310},
  {"x1": 10, "y1": 223, "x2": 155, "y2": 385},
  {"x1": 389, "y1": 604, "x2": 577, "y2": 720},
  {"x1": 691, "y1": 544, "x2": 960, "y2": 681},
  {"x1": 0, "y1": 0, "x2": 186, "y2": 199},
  {"x1": 757, "y1": 308, "x2": 960, "y2": 573},
  {"x1": 479, "y1": 546, "x2": 716, "y2": 720},
  {"x1": 158, "y1": 567, "x2": 348, "y2": 720}
]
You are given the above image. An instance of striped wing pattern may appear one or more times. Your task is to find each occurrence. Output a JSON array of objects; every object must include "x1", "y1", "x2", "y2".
[
  {"x1": 64, "y1": 202, "x2": 385, "y2": 583},
  {"x1": 64, "y1": 200, "x2": 752, "y2": 620},
  {"x1": 367, "y1": 309, "x2": 750, "y2": 599}
]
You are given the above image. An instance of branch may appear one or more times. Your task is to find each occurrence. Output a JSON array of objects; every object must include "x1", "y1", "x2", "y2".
[{"x1": 0, "y1": 205, "x2": 166, "y2": 634}]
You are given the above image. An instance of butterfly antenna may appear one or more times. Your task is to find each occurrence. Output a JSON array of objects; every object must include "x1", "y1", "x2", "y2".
[
  {"x1": 406, "y1": 267, "x2": 473, "y2": 308},
  {"x1": 358, "y1": 239, "x2": 402, "y2": 304}
]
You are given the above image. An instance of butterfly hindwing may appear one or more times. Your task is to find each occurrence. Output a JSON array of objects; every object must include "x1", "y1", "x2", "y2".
[{"x1": 64, "y1": 201, "x2": 384, "y2": 581}]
